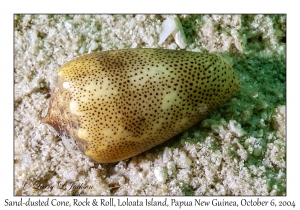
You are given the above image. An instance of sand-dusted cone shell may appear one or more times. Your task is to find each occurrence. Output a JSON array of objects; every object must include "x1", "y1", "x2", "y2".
[{"x1": 42, "y1": 48, "x2": 240, "y2": 163}]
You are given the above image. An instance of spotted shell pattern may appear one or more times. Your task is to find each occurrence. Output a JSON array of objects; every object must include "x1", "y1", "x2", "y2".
[{"x1": 43, "y1": 48, "x2": 240, "y2": 163}]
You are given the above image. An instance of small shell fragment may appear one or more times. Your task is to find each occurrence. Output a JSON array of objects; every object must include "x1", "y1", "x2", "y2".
[
  {"x1": 159, "y1": 16, "x2": 187, "y2": 49},
  {"x1": 42, "y1": 48, "x2": 240, "y2": 163},
  {"x1": 159, "y1": 18, "x2": 176, "y2": 44}
]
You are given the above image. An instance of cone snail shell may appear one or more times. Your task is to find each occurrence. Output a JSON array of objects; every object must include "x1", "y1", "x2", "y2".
[{"x1": 42, "y1": 48, "x2": 240, "y2": 163}]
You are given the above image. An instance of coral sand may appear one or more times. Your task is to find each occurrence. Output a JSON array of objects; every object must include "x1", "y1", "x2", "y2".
[{"x1": 14, "y1": 14, "x2": 286, "y2": 195}]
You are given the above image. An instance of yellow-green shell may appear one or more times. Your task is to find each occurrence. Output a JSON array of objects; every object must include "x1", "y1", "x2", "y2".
[{"x1": 43, "y1": 48, "x2": 240, "y2": 163}]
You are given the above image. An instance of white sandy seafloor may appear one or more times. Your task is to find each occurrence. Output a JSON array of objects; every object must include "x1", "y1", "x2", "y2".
[{"x1": 14, "y1": 14, "x2": 286, "y2": 196}]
